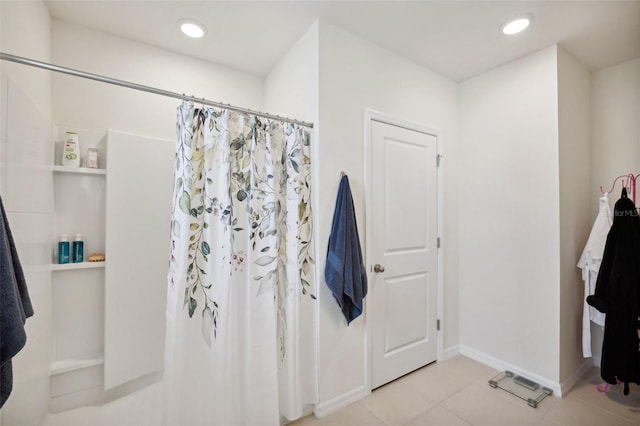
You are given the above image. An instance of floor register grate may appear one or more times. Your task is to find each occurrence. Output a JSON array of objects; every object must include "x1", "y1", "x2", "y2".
[{"x1": 488, "y1": 371, "x2": 553, "y2": 408}]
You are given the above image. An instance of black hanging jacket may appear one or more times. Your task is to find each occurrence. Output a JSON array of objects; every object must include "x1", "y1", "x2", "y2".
[{"x1": 587, "y1": 188, "x2": 640, "y2": 394}]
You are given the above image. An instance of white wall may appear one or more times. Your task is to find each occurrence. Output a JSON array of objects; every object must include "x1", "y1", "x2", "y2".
[
  {"x1": 51, "y1": 19, "x2": 264, "y2": 141},
  {"x1": 590, "y1": 58, "x2": 640, "y2": 207},
  {"x1": 459, "y1": 46, "x2": 561, "y2": 383},
  {"x1": 0, "y1": 1, "x2": 53, "y2": 425},
  {"x1": 0, "y1": 1, "x2": 51, "y2": 123},
  {"x1": 557, "y1": 47, "x2": 591, "y2": 383},
  {"x1": 315, "y1": 20, "x2": 458, "y2": 407},
  {"x1": 588, "y1": 57, "x2": 640, "y2": 363},
  {"x1": 265, "y1": 21, "x2": 319, "y2": 126}
]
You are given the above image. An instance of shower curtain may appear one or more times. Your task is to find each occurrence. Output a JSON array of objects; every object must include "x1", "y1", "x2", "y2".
[{"x1": 163, "y1": 101, "x2": 317, "y2": 425}]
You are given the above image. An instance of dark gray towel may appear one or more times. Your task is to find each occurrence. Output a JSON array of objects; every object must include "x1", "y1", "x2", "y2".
[
  {"x1": 0, "y1": 196, "x2": 33, "y2": 408},
  {"x1": 325, "y1": 175, "x2": 367, "y2": 324}
]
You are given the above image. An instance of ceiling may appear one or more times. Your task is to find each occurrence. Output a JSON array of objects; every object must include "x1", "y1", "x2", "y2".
[{"x1": 45, "y1": 0, "x2": 640, "y2": 82}]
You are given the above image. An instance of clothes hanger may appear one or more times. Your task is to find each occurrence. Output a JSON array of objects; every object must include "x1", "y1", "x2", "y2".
[{"x1": 601, "y1": 173, "x2": 638, "y2": 205}]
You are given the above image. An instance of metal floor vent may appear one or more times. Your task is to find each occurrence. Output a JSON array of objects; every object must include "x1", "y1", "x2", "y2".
[{"x1": 489, "y1": 371, "x2": 553, "y2": 408}]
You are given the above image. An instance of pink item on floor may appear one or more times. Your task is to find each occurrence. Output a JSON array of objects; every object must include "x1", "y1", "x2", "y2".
[{"x1": 596, "y1": 379, "x2": 621, "y2": 392}]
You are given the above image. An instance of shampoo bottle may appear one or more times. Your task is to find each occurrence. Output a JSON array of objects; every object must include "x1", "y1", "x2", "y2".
[
  {"x1": 58, "y1": 234, "x2": 70, "y2": 264},
  {"x1": 62, "y1": 132, "x2": 80, "y2": 166},
  {"x1": 73, "y1": 234, "x2": 84, "y2": 263}
]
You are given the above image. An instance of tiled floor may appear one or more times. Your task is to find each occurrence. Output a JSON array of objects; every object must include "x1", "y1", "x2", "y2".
[
  {"x1": 292, "y1": 356, "x2": 640, "y2": 426},
  {"x1": 43, "y1": 356, "x2": 640, "y2": 426}
]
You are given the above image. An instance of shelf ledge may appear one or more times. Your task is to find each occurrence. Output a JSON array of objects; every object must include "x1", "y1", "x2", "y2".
[
  {"x1": 51, "y1": 262, "x2": 106, "y2": 271},
  {"x1": 52, "y1": 165, "x2": 106, "y2": 175},
  {"x1": 50, "y1": 355, "x2": 104, "y2": 376}
]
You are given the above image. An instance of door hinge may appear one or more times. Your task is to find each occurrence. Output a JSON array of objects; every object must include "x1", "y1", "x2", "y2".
[
  {"x1": 437, "y1": 237, "x2": 441, "y2": 248},
  {"x1": 437, "y1": 319, "x2": 441, "y2": 331},
  {"x1": 437, "y1": 154, "x2": 443, "y2": 167}
]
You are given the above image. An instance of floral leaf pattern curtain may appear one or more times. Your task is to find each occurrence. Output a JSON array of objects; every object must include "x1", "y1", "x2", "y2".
[{"x1": 164, "y1": 101, "x2": 317, "y2": 425}]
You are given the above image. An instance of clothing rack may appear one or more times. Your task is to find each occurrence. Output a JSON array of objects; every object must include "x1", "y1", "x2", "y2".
[
  {"x1": 0, "y1": 52, "x2": 314, "y2": 128},
  {"x1": 600, "y1": 173, "x2": 639, "y2": 205}
]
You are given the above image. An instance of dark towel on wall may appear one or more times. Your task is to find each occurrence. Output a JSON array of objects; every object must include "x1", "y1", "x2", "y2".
[
  {"x1": 0, "y1": 196, "x2": 33, "y2": 408},
  {"x1": 325, "y1": 175, "x2": 367, "y2": 324}
]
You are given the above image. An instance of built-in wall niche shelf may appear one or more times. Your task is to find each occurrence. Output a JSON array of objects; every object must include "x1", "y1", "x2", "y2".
[
  {"x1": 47, "y1": 130, "x2": 170, "y2": 409},
  {"x1": 52, "y1": 165, "x2": 106, "y2": 175},
  {"x1": 49, "y1": 354, "x2": 104, "y2": 376},
  {"x1": 51, "y1": 262, "x2": 106, "y2": 271}
]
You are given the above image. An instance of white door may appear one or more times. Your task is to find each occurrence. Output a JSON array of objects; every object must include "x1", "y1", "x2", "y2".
[{"x1": 369, "y1": 119, "x2": 438, "y2": 389}]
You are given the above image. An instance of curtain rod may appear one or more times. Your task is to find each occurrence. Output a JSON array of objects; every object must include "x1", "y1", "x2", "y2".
[{"x1": 0, "y1": 52, "x2": 314, "y2": 128}]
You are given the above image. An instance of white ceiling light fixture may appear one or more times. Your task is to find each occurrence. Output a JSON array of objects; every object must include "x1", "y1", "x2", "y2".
[
  {"x1": 501, "y1": 14, "x2": 533, "y2": 35},
  {"x1": 179, "y1": 19, "x2": 206, "y2": 38}
]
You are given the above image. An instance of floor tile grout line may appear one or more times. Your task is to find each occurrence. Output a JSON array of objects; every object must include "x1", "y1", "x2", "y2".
[
  {"x1": 565, "y1": 394, "x2": 640, "y2": 424},
  {"x1": 363, "y1": 389, "x2": 442, "y2": 425},
  {"x1": 355, "y1": 400, "x2": 392, "y2": 426},
  {"x1": 433, "y1": 400, "x2": 474, "y2": 426},
  {"x1": 399, "y1": 365, "x2": 501, "y2": 404}
]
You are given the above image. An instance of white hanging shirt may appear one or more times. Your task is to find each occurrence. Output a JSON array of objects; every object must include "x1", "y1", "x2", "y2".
[{"x1": 577, "y1": 193, "x2": 612, "y2": 358}]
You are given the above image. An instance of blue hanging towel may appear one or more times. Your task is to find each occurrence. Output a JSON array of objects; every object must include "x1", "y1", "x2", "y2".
[
  {"x1": 325, "y1": 175, "x2": 367, "y2": 325},
  {"x1": 0, "y1": 196, "x2": 33, "y2": 408}
]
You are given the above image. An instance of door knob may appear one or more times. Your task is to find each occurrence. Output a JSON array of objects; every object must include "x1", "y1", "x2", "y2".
[{"x1": 373, "y1": 264, "x2": 385, "y2": 273}]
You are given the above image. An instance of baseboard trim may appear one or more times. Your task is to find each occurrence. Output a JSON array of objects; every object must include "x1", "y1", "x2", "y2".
[
  {"x1": 442, "y1": 345, "x2": 460, "y2": 361},
  {"x1": 560, "y1": 359, "x2": 593, "y2": 396},
  {"x1": 459, "y1": 345, "x2": 562, "y2": 396},
  {"x1": 313, "y1": 385, "x2": 368, "y2": 418}
]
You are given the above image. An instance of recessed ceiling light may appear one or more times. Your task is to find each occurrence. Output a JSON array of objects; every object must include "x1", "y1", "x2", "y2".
[
  {"x1": 501, "y1": 14, "x2": 533, "y2": 35},
  {"x1": 179, "y1": 19, "x2": 206, "y2": 38}
]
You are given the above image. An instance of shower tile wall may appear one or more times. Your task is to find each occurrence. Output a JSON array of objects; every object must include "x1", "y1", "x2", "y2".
[{"x1": 0, "y1": 75, "x2": 54, "y2": 426}]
